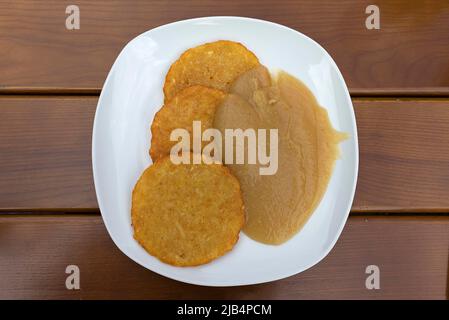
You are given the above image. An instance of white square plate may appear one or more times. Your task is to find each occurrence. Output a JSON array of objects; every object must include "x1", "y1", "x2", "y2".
[{"x1": 92, "y1": 16, "x2": 359, "y2": 286}]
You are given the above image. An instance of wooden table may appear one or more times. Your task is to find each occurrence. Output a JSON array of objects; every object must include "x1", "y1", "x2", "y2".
[{"x1": 0, "y1": 0, "x2": 448, "y2": 300}]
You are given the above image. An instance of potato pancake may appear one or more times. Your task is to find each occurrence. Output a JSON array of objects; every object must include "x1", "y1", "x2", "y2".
[
  {"x1": 132, "y1": 154, "x2": 244, "y2": 266},
  {"x1": 150, "y1": 85, "x2": 225, "y2": 161},
  {"x1": 163, "y1": 40, "x2": 259, "y2": 102}
]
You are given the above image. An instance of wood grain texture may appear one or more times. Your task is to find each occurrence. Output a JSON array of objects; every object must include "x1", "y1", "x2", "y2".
[
  {"x1": 0, "y1": 0, "x2": 448, "y2": 93},
  {"x1": 0, "y1": 215, "x2": 447, "y2": 299},
  {"x1": 2, "y1": 97, "x2": 449, "y2": 212},
  {"x1": 0, "y1": 96, "x2": 97, "y2": 210},
  {"x1": 354, "y1": 98, "x2": 449, "y2": 212}
]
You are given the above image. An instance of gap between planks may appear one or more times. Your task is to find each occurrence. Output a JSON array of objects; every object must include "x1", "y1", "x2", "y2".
[
  {"x1": 1, "y1": 211, "x2": 449, "y2": 217},
  {"x1": 2, "y1": 88, "x2": 449, "y2": 98}
]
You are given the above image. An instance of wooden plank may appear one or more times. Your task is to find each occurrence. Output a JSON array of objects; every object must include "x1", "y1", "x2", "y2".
[
  {"x1": 1, "y1": 0, "x2": 449, "y2": 93},
  {"x1": 1, "y1": 97, "x2": 449, "y2": 212},
  {"x1": 0, "y1": 96, "x2": 97, "y2": 210},
  {"x1": 0, "y1": 215, "x2": 447, "y2": 299},
  {"x1": 354, "y1": 99, "x2": 449, "y2": 212}
]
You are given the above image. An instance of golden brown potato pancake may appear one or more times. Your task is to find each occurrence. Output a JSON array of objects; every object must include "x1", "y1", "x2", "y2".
[
  {"x1": 150, "y1": 85, "x2": 225, "y2": 161},
  {"x1": 131, "y1": 154, "x2": 245, "y2": 266},
  {"x1": 163, "y1": 40, "x2": 259, "y2": 102}
]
